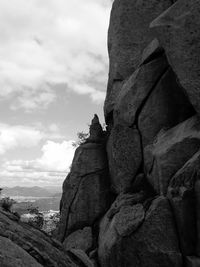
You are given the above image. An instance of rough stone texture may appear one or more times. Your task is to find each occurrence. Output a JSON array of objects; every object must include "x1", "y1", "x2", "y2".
[
  {"x1": 150, "y1": 0, "x2": 200, "y2": 116},
  {"x1": 167, "y1": 151, "x2": 200, "y2": 255},
  {"x1": 88, "y1": 114, "x2": 104, "y2": 143},
  {"x1": 70, "y1": 143, "x2": 107, "y2": 177},
  {"x1": 107, "y1": 124, "x2": 142, "y2": 193},
  {"x1": 144, "y1": 115, "x2": 200, "y2": 195},
  {"x1": 114, "y1": 55, "x2": 168, "y2": 126},
  {"x1": 141, "y1": 38, "x2": 163, "y2": 64},
  {"x1": 104, "y1": 0, "x2": 172, "y2": 117},
  {"x1": 185, "y1": 256, "x2": 200, "y2": 267},
  {"x1": 63, "y1": 227, "x2": 93, "y2": 252},
  {"x1": 98, "y1": 197, "x2": 182, "y2": 267},
  {"x1": 70, "y1": 249, "x2": 95, "y2": 267},
  {"x1": 168, "y1": 187, "x2": 196, "y2": 256},
  {"x1": 66, "y1": 171, "x2": 110, "y2": 234},
  {"x1": 195, "y1": 180, "x2": 200, "y2": 257},
  {"x1": 57, "y1": 116, "x2": 111, "y2": 243},
  {"x1": 138, "y1": 68, "x2": 195, "y2": 147},
  {"x1": 0, "y1": 236, "x2": 42, "y2": 267},
  {"x1": 0, "y1": 209, "x2": 81, "y2": 267}
]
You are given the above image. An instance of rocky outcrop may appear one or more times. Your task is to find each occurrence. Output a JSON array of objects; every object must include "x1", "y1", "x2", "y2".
[
  {"x1": 3, "y1": 0, "x2": 200, "y2": 266},
  {"x1": 57, "y1": 115, "x2": 111, "y2": 246},
  {"x1": 0, "y1": 236, "x2": 42, "y2": 267},
  {"x1": 150, "y1": 0, "x2": 200, "y2": 116},
  {"x1": 144, "y1": 115, "x2": 200, "y2": 195},
  {"x1": 105, "y1": 0, "x2": 172, "y2": 117},
  {"x1": 114, "y1": 55, "x2": 168, "y2": 126},
  {"x1": 63, "y1": 227, "x2": 93, "y2": 252},
  {"x1": 98, "y1": 196, "x2": 182, "y2": 267},
  {"x1": 55, "y1": 0, "x2": 200, "y2": 266},
  {"x1": 0, "y1": 209, "x2": 82, "y2": 267},
  {"x1": 107, "y1": 124, "x2": 142, "y2": 193}
]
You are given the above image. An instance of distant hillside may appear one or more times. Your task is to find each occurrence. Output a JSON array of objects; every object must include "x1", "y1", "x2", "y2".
[{"x1": 2, "y1": 186, "x2": 52, "y2": 197}]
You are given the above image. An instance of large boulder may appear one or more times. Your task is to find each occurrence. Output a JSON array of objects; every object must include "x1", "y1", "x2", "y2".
[
  {"x1": 57, "y1": 116, "x2": 111, "y2": 242},
  {"x1": 114, "y1": 55, "x2": 168, "y2": 126},
  {"x1": 138, "y1": 68, "x2": 195, "y2": 147},
  {"x1": 63, "y1": 227, "x2": 93, "y2": 252},
  {"x1": 65, "y1": 170, "x2": 110, "y2": 235},
  {"x1": 57, "y1": 142, "x2": 111, "y2": 241},
  {"x1": 104, "y1": 0, "x2": 172, "y2": 117},
  {"x1": 150, "y1": 0, "x2": 200, "y2": 115},
  {"x1": 167, "y1": 150, "x2": 200, "y2": 255},
  {"x1": 107, "y1": 124, "x2": 142, "y2": 193},
  {"x1": 185, "y1": 256, "x2": 200, "y2": 267},
  {"x1": 144, "y1": 115, "x2": 200, "y2": 195},
  {"x1": 98, "y1": 196, "x2": 182, "y2": 267},
  {"x1": 0, "y1": 209, "x2": 80, "y2": 267},
  {"x1": 0, "y1": 236, "x2": 42, "y2": 267}
]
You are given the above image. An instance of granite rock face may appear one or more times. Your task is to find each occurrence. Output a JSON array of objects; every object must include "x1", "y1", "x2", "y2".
[
  {"x1": 3, "y1": 0, "x2": 200, "y2": 266},
  {"x1": 55, "y1": 0, "x2": 200, "y2": 266},
  {"x1": 144, "y1": 115, "x2": 200, "y2": 195},
  {"x1": 105, "y1": 0, "x2": 172, "y2": 117},
  {"x1": 0, "y1": 209, "x2": 82, "y2": 267},
  {"x1": 150, "y1": 0, "x2": 200, "y2": 116},
  {"x1": 57, "y1": 115, "x2": 111, "y2": 243},
  {"x1": 107, "y1": 124, "x2": 142, "y2": 193},
  {"x1": 98, "y1": 197, "x2": 182, "y2": 267},
  {"x1": 63, "y1": 227, "x2": 93, "y2": 252}
]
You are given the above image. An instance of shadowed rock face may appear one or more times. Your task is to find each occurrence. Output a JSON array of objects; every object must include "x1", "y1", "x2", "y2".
[
  {"x1": 144, "y1": 115, "x2": 200, "y2": 195},
  {"x1": 3, "y1": 0, "x2": 200, "y2": 266},
  {"x1": 57, "y1": 115, "x2": 112, "y2": 245},
  {"x1": 150, "y1": 0, "x2": 200, "y2": 116},
  {"x1": 107, "y1": 124, "x2": 142, "y2": 194},
  {"x1": 98, "y1": 196, "x2": 182, "y2": 267},
  {"x1": 104, "y1": 0, "x2": 172, "y2": 117},
  {"x1": 0, "y1": 209, "x2": 82, "y2": 267}
]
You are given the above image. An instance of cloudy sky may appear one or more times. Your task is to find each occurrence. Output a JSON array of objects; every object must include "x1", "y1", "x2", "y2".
[{"x1": 0, "y1": 0, "x2": 112, "y2": 189}]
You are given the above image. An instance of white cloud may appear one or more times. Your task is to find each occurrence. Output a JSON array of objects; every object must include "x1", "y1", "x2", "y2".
[
  {"x1": 0, "y1": 124, "x2": 43, "y2": 154},
  {"x1": 0, "y1": 0, "x2": 111, "y2": 111},
  {"x1": 0, "y1": 140, "x2": 75, "y2": 187},
  {"x1": 0, "y1": 122, "x2": 67, "y2": 155}
]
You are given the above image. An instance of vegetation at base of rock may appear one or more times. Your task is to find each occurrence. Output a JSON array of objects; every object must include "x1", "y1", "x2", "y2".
[{"x1": 0, "y1": 197, "x2": 16, "y2": 212}]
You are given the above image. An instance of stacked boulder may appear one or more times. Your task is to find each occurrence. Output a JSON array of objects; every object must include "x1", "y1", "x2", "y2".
[{"x1": 57, "y1": 0, "x2": 200, "y2": 266}]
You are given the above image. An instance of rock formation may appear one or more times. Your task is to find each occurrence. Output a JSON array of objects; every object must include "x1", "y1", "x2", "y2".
[
  {"x1": 56, "y1": 0, "x2": 200, "y2": 266},
  {"x1": 2, "y1": 0, "x2": 200, "y2": 266}
]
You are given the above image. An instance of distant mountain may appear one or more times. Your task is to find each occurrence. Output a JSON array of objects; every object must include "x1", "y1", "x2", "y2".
[{"x1": 2, "y1": 186, "x2": 52, "y2": 197}]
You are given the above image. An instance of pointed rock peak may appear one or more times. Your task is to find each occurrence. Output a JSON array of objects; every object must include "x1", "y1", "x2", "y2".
[
  {"x1": 91, "y1": 114, "x2": 100, "y2": 125},
  {"x1": 89, "y1": 114, "x2": 103, "y2": 142}
]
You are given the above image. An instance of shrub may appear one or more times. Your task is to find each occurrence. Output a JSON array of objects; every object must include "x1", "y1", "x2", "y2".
[
  {"x1": 72, "y1": 131, "x2": 89, "y2": 148},
  {"x1": 0, "y1": 197, "x2": 16, "y2": 212},
  {"x1": 27, "y1": 206, "x2": 44, "y2": 229}
]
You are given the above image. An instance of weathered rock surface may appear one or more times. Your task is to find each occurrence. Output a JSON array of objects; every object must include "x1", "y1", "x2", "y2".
[
  {"x1": 114, "y1": 55, "x2": 168, "y2": 126},
  {"x1": 195, "y1": 180, "x2": 200, "y2": 257},
  {"x1": 0, "y1": 209, "x2": 81, "y2": 267},
  {"x1": 167, "y1": 150, "x2": 200, "y2": 255},
  {"x1": 63, "y1": 227, "x2": 93, "y2": 252},
  {"x1": 138, "y1": 68, "x2": 195, "y2": 147},
  {"x1": 107, "y1": 124, "x2": 142, "y2": 193},
  {"x1": 144, "y1": 115, "x2": 200, "y2": 195},
  {"x1": 98, "y1": 196, "x2": 182, "y2": 267},
  {"x1": 105, "y1": 0, "x2": 172, "y2": 117},
  {"x1": 185, "y1": 256, "x2": 200, "y2": 267},
  {"x1": 0, "y1": 236, "x2": 42, "y2": 267},
  {"x1": 151, "y1": 0, "x2": 200, "y2": 115},
  {"x1": 57, "y1": 116, "x2": 111, "y2": 242},
  {"x1": 69, "y1": 249, "x2": 96, "y2": 267},
  {"x1": 58, "y1": 144, "x2": 110, "y2": 241}
]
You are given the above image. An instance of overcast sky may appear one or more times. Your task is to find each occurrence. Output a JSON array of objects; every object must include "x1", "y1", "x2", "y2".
[{"x1": 0, "y1": 0, "x2": 112, "y2": 189}]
